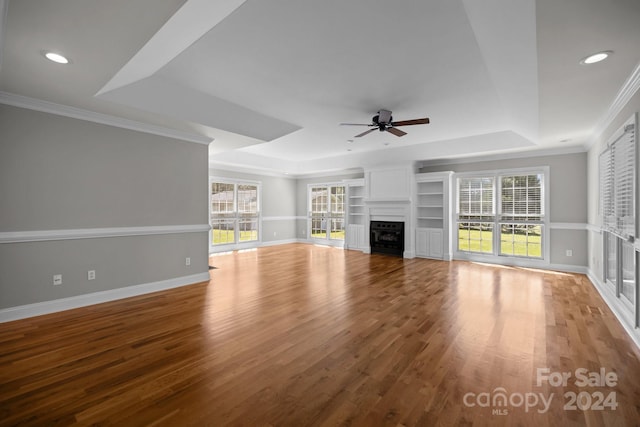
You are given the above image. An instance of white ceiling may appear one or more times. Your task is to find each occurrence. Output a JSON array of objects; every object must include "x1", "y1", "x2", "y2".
[{"x1": 2, "y1": 0, "x2": 639, "y2": 176}]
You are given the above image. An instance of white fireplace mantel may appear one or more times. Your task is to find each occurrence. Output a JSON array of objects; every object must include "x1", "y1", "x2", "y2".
[{"x1": 363, "y1": 165, "x2": 415, "y2": 258}]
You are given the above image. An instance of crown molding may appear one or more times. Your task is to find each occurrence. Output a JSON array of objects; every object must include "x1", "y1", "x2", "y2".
[
  {"x1": 586, "y1": 61, "x2": 640, "y2": 150},
  {"x1": 0, "y1": 91, "x2": 213, "y2": 145},
  {"x1": 418, "y1": 144, "x2": 586, "y2": 168},
  {"x1": 209, "y1": 161, "x2": 364, "y2": 179}
]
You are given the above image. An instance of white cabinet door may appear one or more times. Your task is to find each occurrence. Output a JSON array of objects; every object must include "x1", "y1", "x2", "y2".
[
  {"x1": 416, "y1": 228, "x2": 443, "y2": 259},
  {"x1": 428, "y1": 229, "x2": 443, "y2": 258},
  {"x1": 416, "y1": 228, "x2": 428, "y2": 257},
  {"x1": 347, "y1": 224, "x2": 365, "y2": 250}
]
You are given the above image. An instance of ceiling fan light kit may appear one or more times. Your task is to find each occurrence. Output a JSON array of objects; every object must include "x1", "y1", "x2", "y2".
[{"x1": 341, "y1": 109, "x2": 430, "y2": 138}]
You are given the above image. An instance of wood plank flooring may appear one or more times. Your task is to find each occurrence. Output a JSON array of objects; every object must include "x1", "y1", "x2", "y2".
[{"x1": 2, "y1": 243, "x2": 640, "y2": 426}]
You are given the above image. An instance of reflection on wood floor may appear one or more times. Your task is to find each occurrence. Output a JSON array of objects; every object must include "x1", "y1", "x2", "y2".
[{"x1": 1, "y1": 243, "x2": 640, "y2": 426}]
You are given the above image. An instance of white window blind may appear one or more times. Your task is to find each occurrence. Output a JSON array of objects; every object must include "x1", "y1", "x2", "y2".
[
  {"x1": 600, "y1": 115, "x2": 636, "y2": 238},
  {"x1": 599, "y1": 148, "x2": 614, "y2": 228},
  {"x1": 500, "y1": 174, "x2": 543, "y2": 221},
  {"x1": 614, "y1": 124, "x2": 635, "y2": 237},
  {"x1": 457, "y1": 177, "x2": 494, "y2": 219}
]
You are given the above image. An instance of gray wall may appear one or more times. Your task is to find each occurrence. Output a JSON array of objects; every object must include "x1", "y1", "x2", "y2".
[
  {"x1": 420, "y1": 152, "x2": 588, "y2": 267},
  {"x1": 0, "y1": 105, "x2": 209, "y2": 309}
]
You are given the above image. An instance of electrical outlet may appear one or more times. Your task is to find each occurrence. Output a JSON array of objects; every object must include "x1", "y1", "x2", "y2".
[
  {"x1": 53, "y1": 274, "x2": 62, "y2": 286},
  {"x1": 185, "y1": 257, "x2": 191, "y2": 266},
  {"x1": 88, "y1": 270, "x2": 96, "y2": 280},
  {"x1": 566, "y1": 250, "x2": 573, "y2": 257}
]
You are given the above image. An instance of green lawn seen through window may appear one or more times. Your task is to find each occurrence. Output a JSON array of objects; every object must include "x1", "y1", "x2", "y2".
[
  {"x1": 458, "y1": 227, "x2": 542, "y2": 258},
  {"x1": 311, "y1": 231, "x2": 345, "y2": 240},
  {"x1": 212, "y1": 229, "x2": 257, "y2": 245}
]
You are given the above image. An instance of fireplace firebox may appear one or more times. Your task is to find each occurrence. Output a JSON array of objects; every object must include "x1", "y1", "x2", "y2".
[{"x1": 370, "y1": 221, "x2": 404, "y2": 257}]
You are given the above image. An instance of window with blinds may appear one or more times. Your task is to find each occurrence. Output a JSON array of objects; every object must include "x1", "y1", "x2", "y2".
[
  {"x1": 456, "y1": 172, "x2": 545, "y2": 258},
  {"x1": 599, "y1": 115, "x2": 636, "y2": 238},
  {"x1": 600, "y1": 114, "x2": 637, "y2": 317},
  {"x1": 499, "y1": 174, "x2": 543, "y2": 258},
  {"x1": 457, "y1": 177, "x2": 495, "y2": 254}
]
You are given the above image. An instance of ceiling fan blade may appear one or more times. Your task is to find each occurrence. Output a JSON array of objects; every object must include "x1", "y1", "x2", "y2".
[
  {"x1": 387, "y1": 127, "x2": 407, "y2": 137},
  {"x1": 355, "y1": 128, "x2": 377, "y2": 138},
  {"x1": 390, "y1": 117, "x2": 430, "y2": 127},
  {"x1": 340, "y1": 123, "x2": 372, "y2": 126}
]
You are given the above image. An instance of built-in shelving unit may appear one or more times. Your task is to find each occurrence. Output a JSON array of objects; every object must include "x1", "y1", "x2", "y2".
[
  {"x1": 415, "y1": 172, "x2": 453, "y2": 260},
  {"x1": 416, "y1": 180, "x2": 444, "y2": 229},
  {"x1": 348, "y1": 183, "x2": 365, "y2": 226},
  {"x1": 345, "y1": 179, "x2": 366, "y2": 251}
]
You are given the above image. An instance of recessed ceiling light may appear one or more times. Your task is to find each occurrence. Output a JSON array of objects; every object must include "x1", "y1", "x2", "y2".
[
  {"x1": 44, "y1": 52, "x2": 69, "y2": 64},
  {"x1": 580, "y1": 51, "x2": 612, "y2": 65}
]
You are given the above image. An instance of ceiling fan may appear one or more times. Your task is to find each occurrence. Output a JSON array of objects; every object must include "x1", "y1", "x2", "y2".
[{"x1": 340, "y1": 109, "x2": 430, "y2": 138}]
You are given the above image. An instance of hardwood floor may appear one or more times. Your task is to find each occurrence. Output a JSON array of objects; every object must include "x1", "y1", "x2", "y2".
[{"x1": 2, "y1": 244, "x2": 640, "y2": 426}]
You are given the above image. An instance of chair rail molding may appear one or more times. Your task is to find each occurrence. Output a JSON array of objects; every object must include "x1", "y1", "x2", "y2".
[{"x1": 0, "y1": 224, "x2": 211, "y2": 244}]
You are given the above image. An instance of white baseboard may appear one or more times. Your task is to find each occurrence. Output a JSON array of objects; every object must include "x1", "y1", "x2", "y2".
[
  {"x1": 209, "y1": 238, "x2": 307, "y2": 254},
  {"x1": 585, "y1": 270, "x2": 640, "y2": 351},
  {"x1": 260, "y1": 238, "x2": 304, "y2": 247},
  {"x1": 268, "y1": 239, "x2": 345, "y2": 249},
  {"x1": 0, "y1": 272, "x2": 210, "y2": 323},
  {"x1": 544, "y1": 263, "x2": 589, "y2": 274}
]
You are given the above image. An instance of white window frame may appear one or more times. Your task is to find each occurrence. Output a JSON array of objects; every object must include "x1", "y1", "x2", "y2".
[
  {"x1": 599, "y1": 114, "x2": 638, "y2": 323},
  {"x1": 307, "y1": 182, "x2": 346, "y2": 247},
  {"x1": 453, "y1": 166, "x2": 550, "y2": 265},
  {"x1": 209, "y1": 177, "x2": 262, "y2": 251}
]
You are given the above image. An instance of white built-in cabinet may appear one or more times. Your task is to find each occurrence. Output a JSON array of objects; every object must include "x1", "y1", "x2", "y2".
[
  {"x1": 415, "y1": 172, "x2": 453, "y2": 260},
  {"x1": 345, "y1": 179, "x2": 366, "y2": 251}
]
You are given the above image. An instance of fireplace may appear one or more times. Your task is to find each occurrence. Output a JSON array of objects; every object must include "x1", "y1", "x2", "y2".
[{"x1": 370, "y1": 221, "x2": 405, "y2": 257}]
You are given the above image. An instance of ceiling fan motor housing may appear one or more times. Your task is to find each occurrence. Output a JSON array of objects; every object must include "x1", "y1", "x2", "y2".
[{"x1": 374, "y1": 109, "x2": 393, "y2": 131}]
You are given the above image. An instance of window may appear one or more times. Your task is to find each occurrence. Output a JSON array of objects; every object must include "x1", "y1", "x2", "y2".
[
  {"x1": 309, "y1": 184, "x2": 345, "y2": 241},
  {"x1": 457, "y1": 177, "x2": 494, "y2": 254},
  {"x1": 237, "y1": 184, "x2": 259, "y2": 242},
  {"x1": 600, "y1": 114, "x2": 637, "y2": 316},
  {"x1": 210, "y1": 180, "x2": 260, "y2": 246},
  {"x1": 456, "y1": 170, "x2": 545, "y2": 259},
  {"x1": 600, "y1": 117, "x2": 636, "y2": 237},
  {"x1": 499, "y1": 174, "x2": 543, "y2": 258},
  {"x1": 621, "y1": 242, "x2": 635, "y2": 307},
  {"x1": 211, "y1": 182, "x2": 235, "y2": 245}
]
